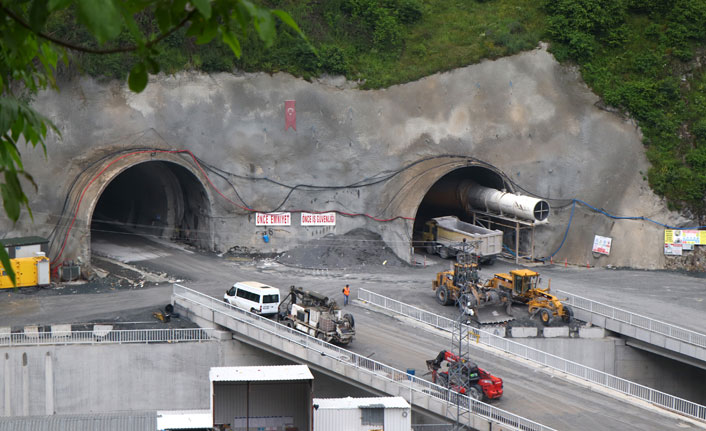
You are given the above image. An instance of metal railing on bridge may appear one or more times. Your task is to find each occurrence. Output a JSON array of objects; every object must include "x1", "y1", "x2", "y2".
[
  {"x1": 358, "y1": 288, "x2": 706, "y2": 422},
  {"x1": 557, "y1": 289, "x2": 706, "y2": 349},
  {"x1": 172, "y1": 283, "x2": 555, "y2": 431},
  {"x1": 0, "y1": 328, "x2": 213, "y2": 347}
]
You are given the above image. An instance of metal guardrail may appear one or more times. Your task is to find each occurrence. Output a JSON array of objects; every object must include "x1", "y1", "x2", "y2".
[
  {"x1": 557, "y1": 289, "x2": 706, "y2": 349},
  {"x1": 0, "y1": 328, "x2": 213, "y2": 347},
  {"x1": 358, "y1": 288, "x2": 706, "y2": 422},
  {"x1": 172, "y1": 283, "x2": 555, "y2": 431}
]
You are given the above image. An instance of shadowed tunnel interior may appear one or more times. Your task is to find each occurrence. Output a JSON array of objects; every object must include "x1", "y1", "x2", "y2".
[
  {"x1": 90, "y1": 161, "x2": 210, "y2": 247},
  {"x1": 413, "y1": 166, "x2": 507, "y2": 234}
]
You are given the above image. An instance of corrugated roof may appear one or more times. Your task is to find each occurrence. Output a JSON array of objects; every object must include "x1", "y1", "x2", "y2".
[
  {"x1": 313, "y1": 397, "x2": 410, "y2": 409},
  {"x1": 0, "y1": 236, "x2": 48, "y2": 247},
  {"x1": 210, "y1": 365, "x2": 313, "y2": 382},
  {"x1": 0, "y1": 411, "x2": 156, "y2": 431},
  {"x1": 156, "y1": 410, "x2": 211, "y2": 429}
]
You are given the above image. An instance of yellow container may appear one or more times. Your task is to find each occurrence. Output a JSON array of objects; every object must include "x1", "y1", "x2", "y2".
[{"x1": 0, "y1": 255, "x2": 50, "y2": 288}]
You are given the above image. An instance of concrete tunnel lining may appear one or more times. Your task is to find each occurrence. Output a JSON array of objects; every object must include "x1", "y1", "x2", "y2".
[
  {"x1": 375, "y1": 158, "x2": 518, "y2": 262},
  {"x1": 91, "y1": 161, "x2": 209, "y2": 243},
  {"x1": 58, "y1": 152, "x2": 216, "y2": 267}
]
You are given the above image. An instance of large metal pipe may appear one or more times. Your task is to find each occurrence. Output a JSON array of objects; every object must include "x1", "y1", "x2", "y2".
[{"x1": 461, "y1": 181, "x2": 549, "y2": 222}]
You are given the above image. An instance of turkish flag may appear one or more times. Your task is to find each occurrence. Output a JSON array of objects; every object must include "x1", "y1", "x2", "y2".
[{"x1": 285, "y1": 100, "x2": 296, "y2": 131}]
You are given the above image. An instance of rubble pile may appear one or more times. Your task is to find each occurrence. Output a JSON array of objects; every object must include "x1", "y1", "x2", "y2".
[{"x1": 277, "y1": 228, "x2": 408, "y2": 270}]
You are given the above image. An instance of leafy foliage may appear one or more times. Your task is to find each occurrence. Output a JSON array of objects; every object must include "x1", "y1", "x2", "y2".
[
  {"x1": 544, "y1": 0, "x2": 706, "y2": 213},
  {"x1": 0, "y1": 0, "x2": 303, "y2": 284}
]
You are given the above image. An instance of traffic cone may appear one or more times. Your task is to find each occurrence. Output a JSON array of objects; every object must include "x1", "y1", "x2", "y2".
[{"x1": 564, "y1": 258, "x2": 568, "y2": 268}]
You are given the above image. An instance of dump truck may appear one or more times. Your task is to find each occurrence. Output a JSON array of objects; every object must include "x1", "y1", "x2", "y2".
[
  {"x1": 277, "y1": 286, "x2": 355, "y2": 345},
  {"x1": 421, "y1": 216, "x2": 503, "y2": 264},
  {"x1": 426, "y1": 350, "x2": 503, "y2": 401},
  {"x1": 432, "y1": 261, "x2": 513, "y2": 324},
  {"x1": 483, "y1": 269, "x2": 573, "y2": 325}
]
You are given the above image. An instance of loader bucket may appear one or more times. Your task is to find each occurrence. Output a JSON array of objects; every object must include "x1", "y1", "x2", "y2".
[{"x1": 474, "y1": 305, "x2": 514, "y2": 325}]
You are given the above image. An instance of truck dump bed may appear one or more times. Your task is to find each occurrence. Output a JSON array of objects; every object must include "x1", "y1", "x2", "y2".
[{"x1": 433, "y1": 216, "x2": 503, "y2": 257}]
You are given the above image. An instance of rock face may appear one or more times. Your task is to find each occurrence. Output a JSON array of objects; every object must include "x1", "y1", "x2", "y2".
[{"x1": 7, "y1": 44, "x2": 686, "y2": 270}]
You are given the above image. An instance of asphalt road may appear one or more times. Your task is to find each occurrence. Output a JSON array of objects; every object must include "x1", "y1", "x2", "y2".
[{"x1": 2, "y1": 231, "x2": 705, "y2": 430}]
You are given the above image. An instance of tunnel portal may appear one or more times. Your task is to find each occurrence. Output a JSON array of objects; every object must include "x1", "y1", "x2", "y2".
[
  {"x1": 90, "y1": 161, "x2": 210, "y2": 248},
  {"x1": 413, "y1": 166, "x2": 508, "y2": 234},
  {"x1": 412, "y1": 165, "x2": 545, "y2": 262}
]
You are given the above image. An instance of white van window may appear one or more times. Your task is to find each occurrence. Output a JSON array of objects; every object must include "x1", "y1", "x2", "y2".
[
  {"x1": 237, "y1": 288, "x2": 260, "y2": 303},
  {"x1": 263, "y1": 294, "x2": 279, "y2": 304}
]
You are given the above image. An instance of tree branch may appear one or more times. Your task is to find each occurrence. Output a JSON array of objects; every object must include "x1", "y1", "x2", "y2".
[{"x1": 0, "y1": 4, "x2": 195, "y2": 55}]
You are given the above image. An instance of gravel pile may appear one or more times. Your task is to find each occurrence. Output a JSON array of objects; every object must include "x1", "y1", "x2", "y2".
[{"x1": 277, "y1": 228, "x2": 409, "y2": 270}]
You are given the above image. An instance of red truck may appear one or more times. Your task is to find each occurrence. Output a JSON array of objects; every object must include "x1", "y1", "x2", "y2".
[{"x1": 426, "y1": 350, "x2": 503, "y2": 401}]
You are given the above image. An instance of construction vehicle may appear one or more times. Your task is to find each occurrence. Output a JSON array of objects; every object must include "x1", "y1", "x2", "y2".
[
  {"x1": 421, "y1": 216, "x2": 503, "y2": 264},
  {"x1": 432, "y1": 260, "x2": 513, "y2": 324},
  {"x1": 426, "y1": 350, "x2": 503, "y2": 401},
  {"x1": 277, "y1": 286, "x2": 355, "y2": 345},
  {"x1": 483, "y1": 269, "x2": 573, "y2": 325}
]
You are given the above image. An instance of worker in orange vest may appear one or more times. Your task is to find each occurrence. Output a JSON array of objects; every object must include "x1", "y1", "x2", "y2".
[{"x1": 342, "y1": 284, "x2": 350, "y2": 306}]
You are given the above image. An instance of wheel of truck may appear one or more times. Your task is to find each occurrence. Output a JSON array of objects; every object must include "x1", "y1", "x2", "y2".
[
  {"x1": 316, "y1": 332, "x2": 327, "y2": 341},
  {"x1": 538, "y1": 308, "x2": 553, "y2": 326},
  {"x1": 439, "y1": 247, "x2": 449, "y2": 259},
  {"x1": 468, "y1": 385, "x2": 484, "y2": 401},
  {"x1": 285, "y1": 319, "x2": 295, "y2": 329},
  {"x1": 344, "y1": 313, "x2": 355, "y2": 328},
  {"x1": 481, "y1": 256, "x2": 495, "y2": 266},
  {"x1": 562, "y1": 305, "x2": 574, "y2": 323},
  {"x1": 436, "y1": 287, "x2": 451, "y2": 306}
]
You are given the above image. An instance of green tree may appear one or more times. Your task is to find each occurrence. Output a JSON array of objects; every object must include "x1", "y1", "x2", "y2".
[{"x1": 0, "y1": 0, "x2": 304, "y2": 285}]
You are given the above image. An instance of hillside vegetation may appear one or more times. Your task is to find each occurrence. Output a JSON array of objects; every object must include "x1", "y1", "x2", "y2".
[{"x1": 50, "y1": 0, "x2": 706, "y2": 218}]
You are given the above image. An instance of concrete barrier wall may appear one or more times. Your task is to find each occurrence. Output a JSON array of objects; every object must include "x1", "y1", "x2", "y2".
[
  {"x1": 0, "y1": 340, "x2": 288, "y2": 417},
  {"x1": 0, "y1": 339, "x2": 389, "y2": 418},
  {"x1": 513, "y1": 336, "x2": 706, "y2": 404}
]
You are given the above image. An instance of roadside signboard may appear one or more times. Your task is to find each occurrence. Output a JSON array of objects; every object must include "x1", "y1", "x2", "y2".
[
  {"x1": 592, "y1": 235, "x2": 612, "y2": 255},
  {"x1": 664, "y1": 243, "x2": 683, "y2": 256},
  {"x1": 300, "y1": 212, "x2": 336, "y2": 226},
  {"x1": 255, "y1": 212, "x2": 291, "y2": 226},
  {"x1": 664, "y1": 229, "x2": 706, "y2": 245}
]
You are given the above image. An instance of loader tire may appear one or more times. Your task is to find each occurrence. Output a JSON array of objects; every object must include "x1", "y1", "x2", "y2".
[
  {"x1": 436, "y1": 287, "x2": 451, "y2": 306},
  {"x1": 538, "y1": 308, "x2": 553, "y2": 326},
  {"x1": 562, "y1": 305, "x2": 574, "y2": 323},
  {"x1": 468, "y1": 385, "x2": 484, "y2": 401},
  {"x1": 426, "y1": 244, "x2": 435, "y2": 254},
  {"x1": 439, "y1": 247, "x2": 449, "y2": 259}
]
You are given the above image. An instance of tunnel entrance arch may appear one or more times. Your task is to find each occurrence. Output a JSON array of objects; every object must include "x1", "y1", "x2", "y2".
[
  {"x1": 90, "y1": 160, "x2": 211, "y2": 248},
  {"x1": 411, "y1": 164, "x2": 546, "y2": 263},
  {"x1": 54, "y1": 152, "x2": 215, "y2": 268},
  {"x1": 413, "y1": 166, "x2": 510, "y2": 234}
]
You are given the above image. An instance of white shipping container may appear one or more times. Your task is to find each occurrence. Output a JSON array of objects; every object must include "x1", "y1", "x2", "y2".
[{"x1": 313, "y1": 397, "x2": 411, "y2": 431}]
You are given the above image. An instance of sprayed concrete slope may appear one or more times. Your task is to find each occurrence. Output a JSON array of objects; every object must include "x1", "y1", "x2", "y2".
[{"x1": 7, "y1": 44, "x2": 686, "y2": 269}]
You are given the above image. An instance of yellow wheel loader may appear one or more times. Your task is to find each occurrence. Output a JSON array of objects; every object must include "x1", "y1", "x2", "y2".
[
  {"x1": 432, "y1": 262, "x2": 513, "y2": 324},
  {"x1": 483, "y1": 269, "x2": 573, "y2": 325}
]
